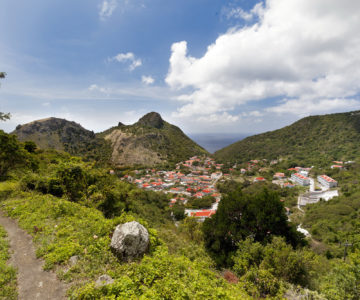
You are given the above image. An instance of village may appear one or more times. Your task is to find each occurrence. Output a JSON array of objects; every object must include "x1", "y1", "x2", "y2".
[{"x1": 121, "y1": 156, "x2": 351, "y2": 223}]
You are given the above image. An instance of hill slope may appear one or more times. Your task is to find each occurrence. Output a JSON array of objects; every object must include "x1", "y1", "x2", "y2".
[
  {"x1": 215, "y1": 111, "x2": 360, "y2": 165},
  {"x1": 99, "y1": 112, "x2": 208, "y2": 167},
  {"x1": 13, "y1": 118, "x2": 111, "y2": 162}
]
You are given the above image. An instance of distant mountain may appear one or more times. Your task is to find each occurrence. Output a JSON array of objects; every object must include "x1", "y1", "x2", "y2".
[
  {"x1": 215, "y1": 111, "x2": 360, "y2": 165},
  {"x1": 13, "y1": 117, "x2": 111, "y2": 162},
  {"x1": 99, "y1": 112, "x2": 209, "y2": 167}
]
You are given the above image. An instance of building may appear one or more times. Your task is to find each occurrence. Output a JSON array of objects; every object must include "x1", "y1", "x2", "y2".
[
  {"x1": 190, "y1": 210, "x2": 216, "y2": 222},
  {"x1": 317, "y1": 174, "x2": 337, "y2": 188},
  {"x1": 331, "y1": 165, "x2": 344, "y2": 170},
  {"x1": 273, "y1": 172, "x2": 285, "y2": 179},
  {"x1": 254, "y1": 177, "x2": 266, "y2": 182},
  {"x1": 291, "y1": 173, "x2": 310, "y2": 186}
]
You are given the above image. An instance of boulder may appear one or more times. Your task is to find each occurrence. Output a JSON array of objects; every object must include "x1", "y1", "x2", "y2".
[
  {"x1": 110, "y1": 221, "x2": 149, "y2": 261},
  {"x1": 69, "y1": 255, "x2": 79, "y2": 266},
  {"x1": 95, "y1": 275, "x2": 114, "y2": 287}
]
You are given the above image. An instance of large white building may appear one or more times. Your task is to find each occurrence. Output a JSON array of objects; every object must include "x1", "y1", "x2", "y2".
[
  {"x1": 291, "y1": 173, "x2": 310, "y2": 186},
  {"x1": 317, "y1": 175, "x2": 337, "y2": 188}
]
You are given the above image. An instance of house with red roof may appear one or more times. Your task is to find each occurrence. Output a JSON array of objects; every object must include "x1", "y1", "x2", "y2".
[
  {"x1": 291, "y1": 173, "x2": 310, "y2": 186},
  {"x1": 317, "y1": 174, "x2": 337, "y2": 188},
  {"x1": 254, "y1": 177, "x2": 266, "y2": 182}
]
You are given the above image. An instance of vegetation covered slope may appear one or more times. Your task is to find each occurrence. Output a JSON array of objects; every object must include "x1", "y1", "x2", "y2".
[
  {"x1": 0, "y1": 225, "x2": 17, "y2": 300},
  {"x1": 13, "y1": 118, "x2": 111, "y2": 163},
  {"x1": 215, "y1": 111, "x2": 360, "y2": 166},
  {"x1": 99, "y1": 112, "x2": 208, "y2": 167}
]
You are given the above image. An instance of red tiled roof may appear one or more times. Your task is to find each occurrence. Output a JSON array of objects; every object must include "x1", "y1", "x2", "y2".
[
  {"x1": 293, "y1": 173, "x2": 309, "y2": 180},
  {"x1": 191, "y1": 210, "x2": 216, "y2": 218},
  {"x1": 319, "y1": 175, "x2": 337, "y2": 183}
]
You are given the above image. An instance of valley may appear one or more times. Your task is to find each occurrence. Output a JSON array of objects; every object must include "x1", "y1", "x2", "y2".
[{"x1": 1, "y1": 110, "x2": 360, "y2": 299}]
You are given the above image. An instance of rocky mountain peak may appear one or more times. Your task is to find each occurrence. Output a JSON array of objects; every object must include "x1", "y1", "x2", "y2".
[{"x1": 136, "y1": 112, "x2": 164, "y2": 129}]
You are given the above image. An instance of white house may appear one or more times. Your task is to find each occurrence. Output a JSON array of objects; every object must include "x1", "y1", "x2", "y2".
[
  {"x1": 317, "y1": 175, "x2": 337, "y2": 188},
  {"x1": 291, "y1": 173, "x2": 310, "y2": 186}
]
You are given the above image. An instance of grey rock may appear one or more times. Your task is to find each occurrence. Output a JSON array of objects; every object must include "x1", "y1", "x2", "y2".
[
  {"x1": 110, "y1": 221, "x2": 149, "y2": 261},
  {"x1": 95, "y1": 275, "x2": 114, "y2": 287},
  {"x1": 69, "y1": 255, "x2": 79, "y2": 266}
]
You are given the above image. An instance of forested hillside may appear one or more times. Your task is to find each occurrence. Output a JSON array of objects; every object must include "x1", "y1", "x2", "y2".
[{"x1": 215, "y1": 111, "x2": 360, "y2": 166}]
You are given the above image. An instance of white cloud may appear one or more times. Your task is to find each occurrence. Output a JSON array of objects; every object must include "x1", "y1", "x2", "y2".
[
  {"x1": 99, "y1": 0, "x2": 118, "y2": 20},
  {"x1": 224, "y1": 3, "x2": 265, "y2": 21},
  {"x1": 267, "y1": 97, "x2": 360, "y2": 117},
  {"x1": 166, "y1": 0, "x2": 360, "y2": 118},
  {"x1": 142, "y1": 75, "x2": 155, "y2": 85},
  {"x1": 197, "y1": 112, "x2": 240, "y2": 123},
  {"x1": 88, "y1": 84, "x2": 109, "y2": 94},
  {"x1": 111, "y1": 52, "x2": 142, "y2": 71}
]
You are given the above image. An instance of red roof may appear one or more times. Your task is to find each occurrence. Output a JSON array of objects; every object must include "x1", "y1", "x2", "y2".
[
  {"x1": 255, "y1": 177, "x2": 265, "y2": 181},
  {"x1": 293, "y1": 173, "x2": 309, "y2": 180},
  {"x1": 319, "y1": 174, "x2": 337, "y2": 183},
  {"x1": 191, "y1": 210, "x2": 216, "y2": 218}
]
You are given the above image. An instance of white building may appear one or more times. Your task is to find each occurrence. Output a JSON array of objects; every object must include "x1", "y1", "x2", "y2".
[
  {"x1": 291, "y1": 173, "x2": 310, "y2": 186},
  {"x1": 317, "y1": 175, "x2": 337, "y2": 188}
]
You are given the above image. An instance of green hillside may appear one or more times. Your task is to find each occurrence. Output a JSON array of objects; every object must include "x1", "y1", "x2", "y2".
[
  {"x1": 12, "y1": 113, "x2": 208, "y2": 168},
  {"x1": 13, "y1": 118, "x2": 111, "y2": 163},
  {"x1": 99, "y1": 112, "x2": 208, "y2": 167},
  {"x1": 215, "y1": 111, "x2": 360, "y2": 166}
]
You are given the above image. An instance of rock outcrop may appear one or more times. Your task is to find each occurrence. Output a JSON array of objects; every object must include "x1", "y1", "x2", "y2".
[
  {"x1": 136, "y1": 112, "x2": 164, "y2": 129},
  {"x1": 110, "y1": 221, "x2": 149, "y2": 261}
]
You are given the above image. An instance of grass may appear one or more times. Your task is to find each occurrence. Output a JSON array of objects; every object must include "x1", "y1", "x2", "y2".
[
  {"x1": 0, "y1": 188, "x2": 249, "y2": 299},
  {"x1": 0, "y1": 225, "x2": 17, "y2": 300}
]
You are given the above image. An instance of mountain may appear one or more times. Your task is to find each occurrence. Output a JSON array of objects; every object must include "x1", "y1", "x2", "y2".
[
  {"x1": 215, "y1": 110, "x2": 360, "y2": 165},
  {"x1": 98, "y1": 112, "x2": 208, "y2": 167},
  {"x1": 12, "y1": 117, "x2": 111, "y2": 162}
]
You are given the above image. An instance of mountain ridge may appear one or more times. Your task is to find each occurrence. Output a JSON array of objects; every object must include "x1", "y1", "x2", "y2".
[
  {"x1": 12, "y1": 112, "x2": 208, "y2": 167},
  {"x1": 215, "y1": 110, "x2": 360, "y2": 166}
]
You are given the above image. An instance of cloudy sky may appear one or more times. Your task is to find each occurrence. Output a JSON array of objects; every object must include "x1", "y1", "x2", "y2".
[{"x1": 1, "y1": 0, "x2": 360, "y2": 135}]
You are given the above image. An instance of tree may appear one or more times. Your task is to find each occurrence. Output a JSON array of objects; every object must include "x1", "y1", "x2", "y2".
[
  {"x1": 24, "y1": 141, "x2": 37, "y2": 153},
  {"x1": 0, "y1": 130, "x2": 29, "y2": 180},
  {"x1": 202, "y1": 188, "x2": 305, "y2": 266},
  {"x1": 0, "y1": 72, "x2": 10, "y2": 121}
]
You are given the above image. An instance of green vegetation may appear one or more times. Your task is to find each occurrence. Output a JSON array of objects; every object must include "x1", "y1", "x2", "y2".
[
  {"x1": 99, "y1": 112, "x2": 208, "y2": 166},
  {"x1": 0, "y1": 130, "x2": 37, "y2": 180},
  {"x1": 203, "y1": 187, "x2": 305, "y2": 267},
  {"x1": 215, "y1": 110, "x2": 360, "y2": 166},
  {"x1": 301, "y1": 162, "x2": 360, "y2": 258},
  {"x1": 0, "y1": 225, "x2": 17, "y2": 300},
  {"x1": 0, "y1": 186, "x2": 248, "y2": 299},
  {"x1": 186, "y1": 195, "x2": 215, "y2": 209},
  {"x1": 1, "y1": 122, "x2": 360, "y2": 298},
  {"x1": 13, "y1": 117, "x2": 112, "y2": 164}
]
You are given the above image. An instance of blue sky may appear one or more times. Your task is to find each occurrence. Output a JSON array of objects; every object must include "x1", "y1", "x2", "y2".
[{"x1": 1, "y1": 0, "x2": 360, "y2": 134}]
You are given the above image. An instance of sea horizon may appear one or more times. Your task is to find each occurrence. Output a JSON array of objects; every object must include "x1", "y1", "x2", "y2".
[{"x1": 188, "y1": 133, "x2": 250, "y2": 154}]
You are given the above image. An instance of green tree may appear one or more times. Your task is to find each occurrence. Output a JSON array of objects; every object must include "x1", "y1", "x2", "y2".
[
  {"x1": 0, "y1": 131, "x2": 29, "y2": 180},
  {"x1": 57, "y1": 165, "x2": 87, "y2": 202},
  {"x1": 202, "y1": 188, "x2": 305, "y2": 266},
  {"x1": 24, "y1": 141, "x2": 37, "y2": 153},
  {"x1": 0, "y1": 72, "x2": 10, "y2": 121}
]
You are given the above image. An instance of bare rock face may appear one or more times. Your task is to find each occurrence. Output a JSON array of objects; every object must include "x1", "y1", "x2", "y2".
[
  {"x1": 136, "y1": 112, "x2": 164, "y2": 129},
  {"x1": 110, "y1": 221, "x2": 149, "y2": 261}
]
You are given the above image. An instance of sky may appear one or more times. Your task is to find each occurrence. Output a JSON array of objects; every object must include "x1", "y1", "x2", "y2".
[{"x1": 1, "y1": 0, "x2": 360, "y2": 135}]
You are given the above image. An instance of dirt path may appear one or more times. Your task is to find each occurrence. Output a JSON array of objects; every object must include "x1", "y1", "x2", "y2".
[{"x1": 0, "y1": 211, "x2": 68, "y2": 300}]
